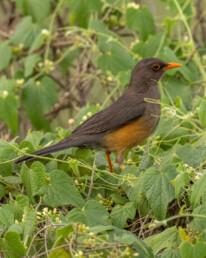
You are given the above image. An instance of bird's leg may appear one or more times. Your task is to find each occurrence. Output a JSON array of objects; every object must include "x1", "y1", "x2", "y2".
[
  {"x1": 116, "y1": 151, "x2": 125, "y2": 170},
  {"x1": 105, "y1": 151, "x2": 114, "y2": 173}
]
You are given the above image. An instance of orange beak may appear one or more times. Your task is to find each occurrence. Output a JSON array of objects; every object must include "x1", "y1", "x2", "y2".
[{"x1": 163, "y1": 62, "x2": 182, "y2": 70}]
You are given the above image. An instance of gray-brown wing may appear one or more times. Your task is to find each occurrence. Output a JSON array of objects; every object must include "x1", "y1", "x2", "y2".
[{"x1": 70, "y1": 91, "x2": 146, "y2": 137}]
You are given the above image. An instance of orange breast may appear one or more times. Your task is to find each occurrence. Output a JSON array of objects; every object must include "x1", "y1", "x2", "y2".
[{"x1": 102, "y1": 117, "x2": 151, "y2": 153}]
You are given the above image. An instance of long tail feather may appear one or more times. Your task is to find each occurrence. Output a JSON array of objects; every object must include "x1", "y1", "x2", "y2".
[{"x1": 15, "y1": 140, "x2": 74, "y2": 164}]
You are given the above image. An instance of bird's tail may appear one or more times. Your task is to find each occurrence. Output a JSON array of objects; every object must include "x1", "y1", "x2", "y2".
[{"x1": 15, "y1": 139, "x2": 76, "y2": 164}]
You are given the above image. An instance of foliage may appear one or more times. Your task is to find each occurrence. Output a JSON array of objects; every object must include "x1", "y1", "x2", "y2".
[{"x1": 0, "y1": 0, "x2": 206, "y2": 257}]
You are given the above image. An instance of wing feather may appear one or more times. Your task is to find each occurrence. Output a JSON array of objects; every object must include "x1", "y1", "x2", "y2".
[{"x1": 71, "y1": 90, "x2": 146, "y2": 137}]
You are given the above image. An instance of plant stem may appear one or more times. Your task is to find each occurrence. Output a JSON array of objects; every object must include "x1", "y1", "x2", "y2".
[
  {"x1": 173, "y1": 0, "x2": 206, "y2": 95},
  {"x1": 44, "y1": 0, "x2": 63, "y2": 62}
]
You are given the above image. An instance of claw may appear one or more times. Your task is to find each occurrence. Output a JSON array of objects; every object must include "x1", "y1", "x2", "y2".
[{"x1": 118, "y1": 164, "x2": 125, "y2": 170}]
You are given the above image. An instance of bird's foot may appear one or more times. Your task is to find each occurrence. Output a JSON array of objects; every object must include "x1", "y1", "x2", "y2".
[{"x1": 118, "y1": 164, "x2": 125, "y2": 170}]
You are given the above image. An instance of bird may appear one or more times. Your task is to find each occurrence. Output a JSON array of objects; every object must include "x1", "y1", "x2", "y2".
[{"x1": 15, "y1": 58, "x2": 182, "y2": 172}]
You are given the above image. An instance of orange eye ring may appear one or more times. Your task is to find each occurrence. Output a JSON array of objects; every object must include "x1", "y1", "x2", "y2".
[{"x1": 152, "y1": 64, "x2": 160, "y2": 70}]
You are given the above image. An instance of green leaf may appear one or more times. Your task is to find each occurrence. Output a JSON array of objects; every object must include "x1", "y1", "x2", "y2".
[
  {"x1": 126, "y1": 6, "x2": 154, "y2": 40},
  {"x1": 22, "y1": 77, "x2": 57, "y2": 130},
  {"x1": 54, "y1": 224, "x2": 74, "y2": 247},
  {"x1": 56, "y1": 224, "x2": 74, "y2": 240},
  {"x1": 171, "y1": 165, "x2": 190, "y2": 198},
  {"x1": 0, "y1": 42, "x2": 12, "y2": 72},
  {"x1": 97, "y1": 43, "x2": 135, "y2": 75},
  {"x1": 161, "y1": 248, "x2": 181, "y2": 258},
  {"x1": 0, "y1": 184, "x2": 6, "y2": 200},
  {"x1": 11, "y1": 16, "x2": 43, "y2": 48},
  {"x1": 0, "y1": 93, "x2": 18, "y2": 134},
  {"x1": 10, "y1": 195, "x2": 30, "y2": 221},
  {"x1": 42, "y1": 170, "x2": 85, "y2": 208},
  {"x1": 110, "y1": 194, "x2": 129, "y2": 205},
  {"x1": 0, "y1": 204, "x2": 14, "y2": 227},
  {"x1": 23, "y1": 54, "x2": 41, "y2": 77},
  {"x1": 198, "y1": 97, "x2": 206, "y2": 128},
  {"x1": 132, "y1": 33, "x2": 166, "y2": 58},
  {"x1": 66, "y1": 200, "x2": 110, "y2": 227},
  {"x1": 29, "y1": 32, "x2": 47, "y2": 53},
  {"x1": 0, "y1": 163, "x2": 12, "y2": 177},
  {"x1": 0, "y1": 144, "x2": 17, "y2": 163},
  {"x1": 144, "y1": 227, "x2": 180, "y2": 254},
  {"x1": 157, "y1": 47, "x2": 191, "y2": 81},
  {"x1": 176, "y1": 144, "x2": 206, "y2": 168},
  {"x1": 125, "y1": 173, "x2": 143, "y2": 206},
  {"x1": 154, "y1": 117, "x2": 188, "y2": 143},
  {"x1": 3, "y1": 176, "x2": 22, "y2": 184},
  {"x1": 22, "y1": 0, "x2": 50, "y2": 22},
  {"x1": 180, "y1": 241, "x2": 206, "y2": 258},
  {"x1": 19, "y1": 140, "x2": 35, "y2": 154},
  {"x1": 163, "y1": 77, "x2": 192, "y2": 110},
  {"x1": 191, "y1": 171, "x2": 206, "y2": 207},
  {"x1": 49, "y1": 248, "x2": 70, "y2": 258},
  {"x1": 141, "y1": 166, "x2": 177, "y2": 219},
  {"x1": 190, "y1": 205, "x2": 206, "y2": 232},
  {"x1": 84, "y1": 200, "x2": 110, "y2": 227},
  {"x1": 68, "y1": 159, "x2": 80, "y2": 177},
  {"x1": 110, "y1": 202, "x2": 136, "y2": 228},
  {"x1": 89, "y1": 20, "x2": 118, "y2": 52},
  {"x1": 114, "y1": 229, "x2": 154, "y2": 258},
  {"x1": 117, "y1": 70, "x2": 131, "y2": 86},
  {"x1": 0, "y1": 77, "x2": 16, "y2": 93},
  {"x1": 66, "y1": 208, "x2": 88, "y2": 225},
  {"x1": 8, "y1": 224, "x2": 23, "y2": 235},
  {"x1": 66, "y1": 0, "x2": 102, "y2": 28},
  {"x1": 20, "y1": 162, "x2": 47, "y2": 200},
  {"x1": 168, "y1": 0, "x2": 192, "y2": 24},
  {"x1": 164, "y1": 17, "x2": 177, "y2": 36},
  {"x1": 25, "y1": 130, "x2": 44, "y2": 146},
  {"x1": 23, "y1": 210, "x2": 37, "y2": 241},
  {"x1": 61, "y1": 48, "x2": 79, "y2": 76},
  {"x1": 4, "y1": 231, "x2": 26, "y2": 256}
]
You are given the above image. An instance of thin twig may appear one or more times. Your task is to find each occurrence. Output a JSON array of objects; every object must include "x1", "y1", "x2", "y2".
[
  {"x1": 47, "y1": 74, "x2": 66, "y2": 90},
  {"x1": 74, "y1": 224, "x2": 79, "y2": 252},
  {"x1": 27, "y1": 223, "x2": 67, "y2": 256},
  {"x1": 138, "y1": 210, "x2": 152, "y2": 239},
  {"x1": 44, "y1": 0, "x2": 63, "y2": 62},
  {"x1": 87, "y1": 156, "x2": 96, "y2": 201},
  {"x1": 33, "y1": 243, "x2": 70, "y2": 258},
  {"x1": 84, "y1": 244, "x2": 127, "y2": 253},
  {"x1": 44, "y1": 228, "x2": 49, "y2": 258},
  {"x1": 185, "y1": 47, "x2": 197, "y2": 65},
  {"x1": 0, "y1": 29, "x2": 11, "y2": 38},
  {"x1": 51, "y1": 39, "x2": 75, "y2": 47}
]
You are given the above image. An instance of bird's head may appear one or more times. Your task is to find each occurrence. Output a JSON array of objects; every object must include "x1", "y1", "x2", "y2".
[{"x1": 131, "y1": 57, "x2": 182, "y2": 84}]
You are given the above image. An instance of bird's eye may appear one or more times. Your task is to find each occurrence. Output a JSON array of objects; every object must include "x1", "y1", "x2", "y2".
[{"x1": 152, "y1": 64, "x2": 160, "y2": 71}]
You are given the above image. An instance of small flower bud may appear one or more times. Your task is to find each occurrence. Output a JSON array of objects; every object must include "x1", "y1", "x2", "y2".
[
  {"x1": 68, "y1": 118, "x2": 75, "y2": 125},
  {"x1": 41, "y1": 29, "x2": 49, "y2": 35},
  {"x1": 16, "y1": 79, "x2": 24, "y2": 86},
  {"x1": 127, "y1": 3, "x2": 140, "y2": 9},
  {"x1": 82, "y1": 115, "x2": 87, "y2": 121}
]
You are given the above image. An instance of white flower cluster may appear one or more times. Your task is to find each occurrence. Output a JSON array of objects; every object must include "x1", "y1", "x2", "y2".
[{"x1": 127, "y1": 2, "x2": 140, "y2": 9}]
